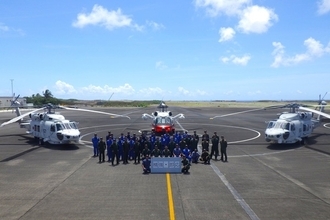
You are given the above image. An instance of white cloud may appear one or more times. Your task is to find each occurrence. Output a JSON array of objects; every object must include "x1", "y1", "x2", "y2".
[
  {"x1": 139, "y1": 87, "x2": 166, "y2": 97},
  {"x1": 146, "y1": 20, "x2": 165, "y2": 30},
  {"x1": 194, "y1": 0, "x2": 278, "y2": 35},
  {"x1": 317, "y1": 0, "x2": 330, "y2": 15},
  {"x1": 271, "y1": 38, "x2": 330, "y2": 67},
  {"x1": 221, "y1": 55, "x2": 251, "y2": 65},
  {"x1": 54, "y1": 80, "x2": 77, "y2": 95},
  {"x1": 0, "y1": 23, "x2": 9, "y2": 31},
  {"x1": 194, "y1": 0, "x2": 251, "y2": 16},
  {"x1": 237, "y1": 5, "x2": 278, "y2": 34},
  {"x1": 72, "y1": 5, "x2": 143, "y2": 31},
  {"x1": 178, "y1": 87, "x2": 190, "y2": 95},
  {"x1": 81, "y1": 83, "x2": 135, "y2": 95},
  {"x1": 196, "y1": 90, "x2": 207, "y2": 95},
  {"x1": 155, "y1": 61, "x2": 168, "y2": 70},
  {"x1": 177, "y1": 87, "x2": 207, "y2": 97},
  {"x1": 0, "y1": 23, "x2": 25, "y2": 35},
  {"x1": 219, "y1": 27, "x2": 235, "y2": 42}
]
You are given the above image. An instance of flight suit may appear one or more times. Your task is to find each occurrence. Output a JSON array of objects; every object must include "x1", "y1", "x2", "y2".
[
  {"x1": 98, "y1": 139, "x2": 106, "y2": 163},
  {"x1": 181, "y1": 157, "x2": 190, "y2": 173},
  {"x1": 210, "y1": 134, "x2": 219, "y2": 160},
  {"x1": 111, "y1": 141, "x2": 119, "y2": 165},
  {"x1": 220, "y1": 138, "x2": 228, "y2": 162}
]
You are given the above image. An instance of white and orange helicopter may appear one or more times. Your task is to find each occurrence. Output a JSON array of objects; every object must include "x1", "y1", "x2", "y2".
[
  {"x1": 141, "y1": 101, "x2": 185, "y2": 135},
  {"x1": 1, "y1": 97, "x2": 130, "y2": 145}
]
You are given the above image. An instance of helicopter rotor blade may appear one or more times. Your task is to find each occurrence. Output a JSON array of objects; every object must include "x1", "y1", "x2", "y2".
[
  {"x1": 59, "y1": 106, "x2": 130, "y2": 119},
  {"x1": 210, "y1": 108, "x2": 262, "y2": 119},
  {"x1": 298, "y1": 106, "x2": 330, "y2": 120},
  {"x1": 0, "y1": 107, "x2": 45, "y2": 127}
]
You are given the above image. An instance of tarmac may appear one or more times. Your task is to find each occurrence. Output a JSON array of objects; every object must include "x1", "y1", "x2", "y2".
[{"x1": 0, "y1": 106, "x2": 330, "y2": 220}]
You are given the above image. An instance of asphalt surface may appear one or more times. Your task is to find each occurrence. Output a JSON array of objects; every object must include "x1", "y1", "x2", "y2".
[{"x1": 1, "y1": 106, "x2": 330, "y2": 220}]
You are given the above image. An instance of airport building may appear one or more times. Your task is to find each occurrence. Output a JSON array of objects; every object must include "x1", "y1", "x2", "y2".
[{"x1": 0, "y1": 96, "x2": 27, "y2": 108}]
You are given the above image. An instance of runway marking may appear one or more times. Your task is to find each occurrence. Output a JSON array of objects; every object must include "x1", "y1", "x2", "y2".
[
  {"x1": 324, "y1": 123, "x2": 330, "y2": 129},
  {"x1": 229, "y1": 149, "x2": 295, "y2": 158},
  {"x1": 210, "y1": 108, "x2": 263, "y2": 119},
  {"x1": 210, "y1": 162, "x2": 260, "y2": 220},
  {"x1": 78, "y1": 123, "x2": 294, "y2": 158},
  {"x1": 166, "y1": 173, "x2": 175, "y2": 220}
]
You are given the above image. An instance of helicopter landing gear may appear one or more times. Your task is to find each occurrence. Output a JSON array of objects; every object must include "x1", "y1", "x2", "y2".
[
  {"x1": 300, "y1": 137, "x2": 307, "y2": 145},
  {"x1": 37, "y1": 137, "x2": 44, "y2": 145}
]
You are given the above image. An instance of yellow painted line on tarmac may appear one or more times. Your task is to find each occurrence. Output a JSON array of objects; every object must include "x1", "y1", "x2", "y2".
[{"x1": 166, "y1": 173, "x2": 175, "y2": 220}]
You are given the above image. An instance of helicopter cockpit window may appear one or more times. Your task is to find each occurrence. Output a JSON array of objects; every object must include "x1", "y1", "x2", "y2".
[
  {"x1": 50, "y1": 124, "x2": 55, "y2": 132},
  {"x1": 267, "y1": 121, "x2": 275, "y2": 128},
  {"x1": 274, "y1": 122, "x2": 290, "y2": 130},
  {"x1": 291, "y1": 123, "x2": 295, "y2": 131},
  {"x1": 70, "y1": 122, "x2": 78, "y2": 129},
  {"x1": 155, "y1": 117, "x2": 171, "y2": 125},
  {"x1": 56, "y1": 123, "x2": 63, "y2": 131},
  {"x1": 63, "y1": 123, "x2": 71, "y2": 129}
]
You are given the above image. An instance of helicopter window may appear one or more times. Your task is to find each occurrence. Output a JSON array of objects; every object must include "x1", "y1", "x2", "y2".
[
  {"x1": 70, "y1": 122, "x2": 78, "y2": 129},
  {"x1": 267, "y1": 121, "x2": 275, "y2": 128},
  {"x1": 291, "y1": 123, "x2": 295, "y2": 131},
  {"x1": 303, "y1": 124, "x2": 306, "y2": 131},
  {"x1": 155, "y1": 117, "x2": 171, "y2": 125},
  {"x1": 273, "y1": 122, "x2": 290, "y2": 130},
  {"x1": 56, "y1": 123, "x2": 63, "y2": 131},
  {"x1": 64, "y1": 123, "x2": 71, "y2": 129},
  {"x1": 50, "y1": 124, "x2": 55, "y2": 132}
]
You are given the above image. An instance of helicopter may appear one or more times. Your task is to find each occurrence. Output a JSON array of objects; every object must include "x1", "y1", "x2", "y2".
[
  {"x1": 210, "y1": 97, "x2": 330, "y2": 144},
  {"x1": 1, "y1": 102, "x2": 130, "y2": 145},
  {"x1": 264, "y1": 101, "x2": 330, "y2": 144},
  {"x1": 141, "y1": 101, "x2": 185, "y2": 135}
]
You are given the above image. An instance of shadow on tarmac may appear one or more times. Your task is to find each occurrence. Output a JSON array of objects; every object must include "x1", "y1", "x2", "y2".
[
  {"x1": 43, "y1": 143, "x2": 80, "y2": 151},
  {"x1": 266, "y1": 142, "x2": 302, "y2": 150}
]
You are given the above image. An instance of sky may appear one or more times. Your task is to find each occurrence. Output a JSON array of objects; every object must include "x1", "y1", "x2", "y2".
[{"x1": 0, "y1": 0, "x2": 330, "y2": 101}]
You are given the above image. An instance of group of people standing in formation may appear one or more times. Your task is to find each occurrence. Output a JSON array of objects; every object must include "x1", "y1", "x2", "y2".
[{"x1": 91, "y1": 130, "x2": 228, "y2": 174}]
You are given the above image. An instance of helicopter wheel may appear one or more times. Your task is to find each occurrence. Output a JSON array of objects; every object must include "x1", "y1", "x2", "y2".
[
  {"x1": 39, "y1": 138, "x2": 44, "y2": 145},
  {"x1": 300, "y1": 137, "x2": 306, "y2": 145}
]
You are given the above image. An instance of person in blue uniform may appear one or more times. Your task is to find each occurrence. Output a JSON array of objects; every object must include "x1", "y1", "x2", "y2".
[
  {"x1": 173, "y1": 144, "x2": 182, "y2": 157},
  {"x1": 191, "y1": 149, "x2": 200, "y2": 164},
  {"x1": 91, "y1": 133, "x2": 99, "y2": 157},
  {"x1": 182, "y1": 145, "x2": 192, "y2": 163},
  {"x1": 142, "y1": 154, "x2": 151, "y2": 174}
]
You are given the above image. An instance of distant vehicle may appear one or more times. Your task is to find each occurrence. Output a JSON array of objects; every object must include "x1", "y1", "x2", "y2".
[
  {"x1": 1, "y1": 101, "x2": 130, "y2": 145},
  {"x1": 141, "y1": 101, "x2": 185, "y2": 135}
]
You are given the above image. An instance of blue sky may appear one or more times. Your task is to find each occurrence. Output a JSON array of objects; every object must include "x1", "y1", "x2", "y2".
[{"x1": 0, "y1": 0, "x2": 329, "y2": 101}]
